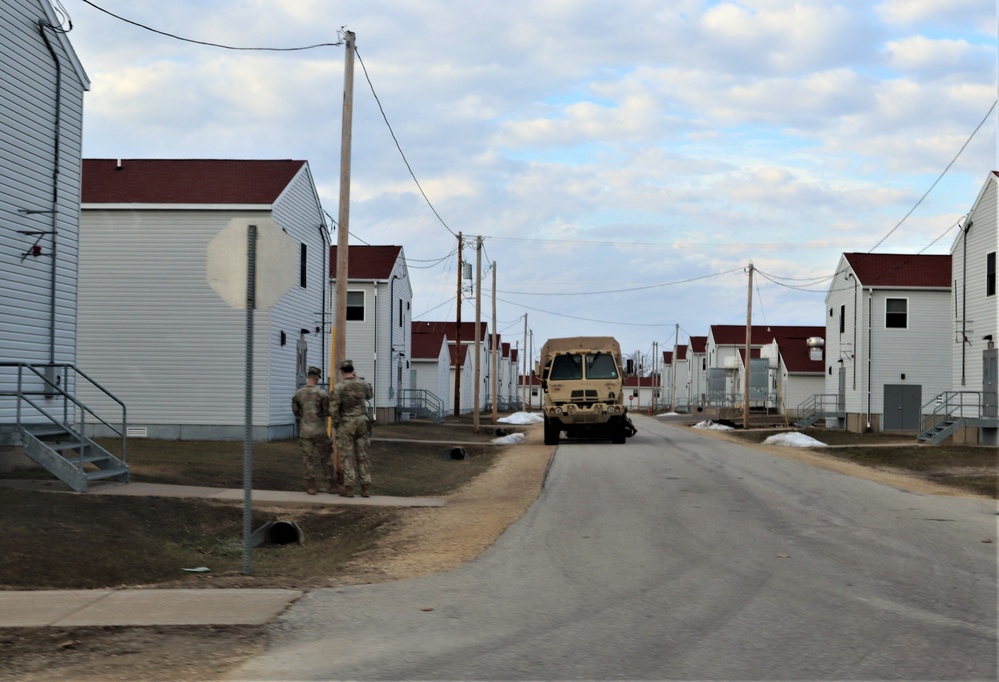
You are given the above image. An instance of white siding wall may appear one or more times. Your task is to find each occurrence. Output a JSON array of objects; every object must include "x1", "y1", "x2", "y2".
[
  {"x1": 1, "y1": 0, "x2": 87, "y2": 422},
  {"x1": 953, "y1": 175, "x2": 998, "y2": 391},
  {"x1": 78, "y1": 202, "x2": 324, "y2": 439},
  {"x1": 868, "y1": 288, "x2": 951, "y2": 423},
  {"x1": 824, "y1": 256, "x2": 864, "y2": 413}
]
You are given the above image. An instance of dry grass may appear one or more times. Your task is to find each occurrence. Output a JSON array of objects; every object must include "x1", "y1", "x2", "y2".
[{"x1": 0, "y1": 418, "x2": 516, "y2": 591}]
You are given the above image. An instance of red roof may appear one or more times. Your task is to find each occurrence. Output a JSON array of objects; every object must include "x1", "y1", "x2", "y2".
[
  {"x1": 769, "y1": 326, "x2": 825, "y2": 373},
  {"x1": 675, "y1": 344, "x2": 688, "y2": 361},
  {"x1": 447, "y1": 343, "x2": 469, "y2": 366},
  {"x1": 623, "y1": 375, "x2": 661, "y2": 388},
  {"x1": 710, "y1": 325, "x2": 784, "y2": 346},
  {"x1": 411, "y1": 328, "x2": 448, "y2": 360},
  {"x1": 689, "y1": 336, "x2": 707, "y2": 353},
  {"x1": 844, "y1": 253, "x2": 950, "y2": 288},
  {"x1": 662, "y1": 351, "x2": 673, "y2": 365},
  {"x1": 412, "y1": 321, "x2": 488, "y2": 342},
  {"x1": 330, "y1": 245, "x2": 403, "y2": 280},
  {"x1": 82, "y1": 159, "x2": 307, "y2": 204}
]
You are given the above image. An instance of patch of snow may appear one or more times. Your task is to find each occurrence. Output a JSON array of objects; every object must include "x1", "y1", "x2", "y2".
[
  {"x1": 692, "y1": 420, "x2": 734, "y2": 430},
  {"x1": 492, "y1": 432, "x2": 527, "y2": 445},
  {"x1": 498, "y1": 412, "x2": 544, "y2": 425},
  {"x1": 762, "y1": 433, "x2": 827, "y2": 447}
]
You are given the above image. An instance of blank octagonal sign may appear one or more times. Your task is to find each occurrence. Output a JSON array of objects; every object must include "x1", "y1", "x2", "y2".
[{"x1": 206, "y1": 218, "x2": 298, "y2": 310}]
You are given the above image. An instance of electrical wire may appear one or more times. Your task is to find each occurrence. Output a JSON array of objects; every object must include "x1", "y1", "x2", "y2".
[
  {"x1": 866, "y1": 97, "x2": 997, "y2": 253},
  {"x1": 77, "y1": 0, "x2": 344, "y2": 50},
  {"x1": 354, "y1": 46, "x2": 458, "y2": 238},
  {"x1": 498, "y1": 267, "x2": 743, "y2": 296},
  {"x1": 496, "y1": 296, "x2": 675, "y2": 327}
]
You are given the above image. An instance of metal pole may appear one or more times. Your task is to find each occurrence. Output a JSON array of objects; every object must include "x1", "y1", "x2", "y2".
[
  {"x1": 473, "y1": 236, "x2": 482, "y2": 433},
  {"x1": 491, "y1": 261, "x2": 498, "y2": 423},
  {"x1": 454, "y1": 232, "x2": 463, "y2": 416},
  {"x1": 242, "y1": 224, "x2": 257, "y2": 575},
  {"x1": 743, "y1": 262, "x2": 753, "y2": 430}
]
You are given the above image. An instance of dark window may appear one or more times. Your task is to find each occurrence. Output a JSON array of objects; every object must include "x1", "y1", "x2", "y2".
[
  {"x1": 346, "y1": 291, "x2": 364, "y2": 321},
  {"x1": 988, "y1": 251, "x2": 996, "y2": 297},
  {"x1": 398, "y1": 299, "x2": 403, "y2": 327},
  {"x1": 299, "y1": 243, "x2": 307, "y2": 288},
  {"x1": 549, "y1": 354, "x2": 583, "y2": 380},
  {"x1": 839, "y1": 305, "x2": 845, "y2": 334},
  {"x1": 585, "y1": 353, "x2": 618, "y2": 379},
  {"x1": 885, "y1": 298, "x2": 907, "y2": 329}
]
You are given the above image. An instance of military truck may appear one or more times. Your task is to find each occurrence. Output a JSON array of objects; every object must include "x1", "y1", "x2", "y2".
[{"x1": 536, "y1": 336, "x2": 636, "y2": 445}]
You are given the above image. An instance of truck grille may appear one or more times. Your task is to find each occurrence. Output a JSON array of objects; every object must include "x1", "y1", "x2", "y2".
[{"x1": 570, "y1": 389, "x2": 599, "y2": 403}]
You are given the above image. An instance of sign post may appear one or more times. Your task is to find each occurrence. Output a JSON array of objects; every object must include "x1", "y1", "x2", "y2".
[{"x1": 207, "y1": 218, "x2": 296, "y2": 574}]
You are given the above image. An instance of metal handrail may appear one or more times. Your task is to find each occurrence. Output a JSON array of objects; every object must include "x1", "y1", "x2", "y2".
[
  {"x1": 399, "y1": 388, "x2": 445, "y2": 422},
  {"x1": 0, "y1": 362, "x2": 127, "y2": 463},
  {"x1": 921, "y1": 390, "x2": 983, "y2": 420},
  {"x1": 796, "y1": 393, "x2": 841, "y2": 416}
]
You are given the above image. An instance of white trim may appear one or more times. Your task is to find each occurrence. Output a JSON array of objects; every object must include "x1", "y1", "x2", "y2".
[{"x1": 81, "y1": 203, "x2": 273, "y2": 211}]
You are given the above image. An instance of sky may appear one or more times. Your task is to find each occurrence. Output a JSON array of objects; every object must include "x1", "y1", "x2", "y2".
[{"x1": 57, "y1": 0, "x2": 996, "y2": 369}]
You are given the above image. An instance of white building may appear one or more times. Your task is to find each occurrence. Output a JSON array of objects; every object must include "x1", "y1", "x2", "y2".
[
  {"x1": 330, "y1": 245, "x2": 413, "y2": 424},
  {"x1": 409, "y1": 326, "x2": 450, "y2": 421},
  {"x1": 1, "y1": 0, "x2": 89, "y2": 422},
  {"x1": 78, "y1": 159, "x2": 330, "y2": 440},
  {"x1": 943, "y1": 172, "x2": 998, "y2": 445},
  {"x1": 823, "y1": 252, "x2": 951, "y2": 432}
]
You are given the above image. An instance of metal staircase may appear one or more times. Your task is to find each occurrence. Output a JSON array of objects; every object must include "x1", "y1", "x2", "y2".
[
  {"x1": 0, "y1": 362, "x2": 128, "y2": 492},
  {"x1": 917, "y1": 391, "x2": 991, "y2": 445},
  {"x1": 398, "y1": 388, "x2": 445, "y2": 423},
  {"x1": 794, "y1": 393, "x2": 844, "y2": 429}
]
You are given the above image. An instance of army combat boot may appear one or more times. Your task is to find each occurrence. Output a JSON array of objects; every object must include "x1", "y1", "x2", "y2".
[
  {"x1": 306, "y1": 478, "x2": 317, "y2": 496},
  {"x1": 339, "y1": 485, "x2": 354, "y2": 498},
  {"x1": 360, "y1": 483, "x2": 370, "y2": 498}
]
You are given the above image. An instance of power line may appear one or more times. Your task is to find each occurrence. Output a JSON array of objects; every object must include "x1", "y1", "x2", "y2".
[
  {"x1": 78, "y1": 0, "x2": 344, "y2": 50},
  {"x1": 354, "y1": 46, "x2": 458, "y2": 238},
  {"x1": 498, "y1": 267, "x2": 743, "y2": 296},
  {"x1": 496, "y1": 296, "x2": 674, "y2": 327},
  {"x1": 867, "y1": 97, "x2": 997, "y2": 253}
]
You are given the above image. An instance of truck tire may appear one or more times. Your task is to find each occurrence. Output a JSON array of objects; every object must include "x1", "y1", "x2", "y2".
[
  {"x1": 543, "y1": 418, "x2": 559, "y2": 445},
  {"x1": 611, "y1": 423, "x2": 626, "y2": 444}
]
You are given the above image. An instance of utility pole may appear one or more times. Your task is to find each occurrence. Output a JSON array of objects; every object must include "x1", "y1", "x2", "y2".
[
  {"x1": 671, "y1": 323, "x2": 679, "y2": 411},
  {"x1": 333, "y1": 30, "x2": 355, "y2": 375},
  {"x1": 529, "y1": 330, "x2": 534, "y2": 410},
  {"x1": 491, "y1": 261, "x2": 498, "y2": 423},
  {"x1": 453, "y1": 232, "x2": 463, "y2": 417},
  {"x1": 743, "y1": 261, "x2": 754, "y2": 429},
  {"x1": 473, "y1": 236, "x2": 482, "y2": 433},
  {"x1": 522, "y1": 314, "x2": 528, "y2": 411}
]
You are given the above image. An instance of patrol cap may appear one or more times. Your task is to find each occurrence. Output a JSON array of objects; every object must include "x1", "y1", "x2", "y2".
[
  {"x1": 307, "y1": 366, "x2": 322, "y2": 377},
  {"x1": 339, "y1": 359, "x2": 354, "y2": 372}
]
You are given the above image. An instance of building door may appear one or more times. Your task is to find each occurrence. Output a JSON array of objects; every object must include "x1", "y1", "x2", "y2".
[
  {"x1": 883, "y1": 384, "x2": 921, "y2": 430},
  {"x1": 983, "y1": 348, "x2": 997, "y2": 418},
  {"x1": 707, "y1": 368, "x2": 726, "y2": 404},
  {"x1": 837, "y1": 366, "x2": 846, "y2": 414}
]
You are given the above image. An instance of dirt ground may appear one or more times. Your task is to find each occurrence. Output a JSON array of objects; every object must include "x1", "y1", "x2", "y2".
[
  {"x1": 1, "y1": 425, "x2": 554, "y2": 681},
  {"x1": 2, "y1": 420, "x2": 990, "y2": 681}
]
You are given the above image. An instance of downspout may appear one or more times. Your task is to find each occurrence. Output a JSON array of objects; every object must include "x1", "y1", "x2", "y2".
[
  {"x1": 317, "y1": 224, "x2": 329, "y2": 378},
  {"x1": 961, "y1": 219, "x2": 972, "y2": 386},
  {"x1": 38, "y1": 21, "x2": 62, "y2": 370},
  {"x1": 867, "y1": 287, "x2": 873, "y2": 431},
  {"x1": 372, "y1": 289, "x2": 378, "y2": 419}
]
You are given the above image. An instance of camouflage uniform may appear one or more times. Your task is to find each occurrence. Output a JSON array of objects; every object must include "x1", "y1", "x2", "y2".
[
  {"x1": 330, "y1": 365, "x2": 374, "y2": 489},
  {"x1": 291, "y1": 370, "x2": 334, "y2": 492}
]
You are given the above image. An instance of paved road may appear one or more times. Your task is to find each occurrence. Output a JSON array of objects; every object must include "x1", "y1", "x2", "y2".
[{"x1": 230, "y1": 415, "x2": 997, "y2": 680}]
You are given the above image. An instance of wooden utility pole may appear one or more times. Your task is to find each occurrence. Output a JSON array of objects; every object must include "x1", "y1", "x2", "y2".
[
  {"x1": 522, "y1": 313, "x2": 528, "y2": 411},
  {"x1": 333, "y1": 30, "x2": 355, "y2": 375},
  {"x1": 491, "y1": 261, "x2": 498, "y2": 423},
  {"x1": 743, "y1": 261, "x2": 754, "y2": 429},
  {"x1": 671, "y1": 323, "x2": 679, "y2": 410},
  {"x1": 473, "y1": 236, "x2": 482, "y2": 433},
  {"x1": 453, "y1": 232, "x2": 463, "y2": 416}
]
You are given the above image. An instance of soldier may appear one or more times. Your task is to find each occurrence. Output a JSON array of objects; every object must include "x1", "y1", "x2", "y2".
[
  {"x1": 291, "y1": 366, "x2": 335, "y2": 495},
  {"x1": 330, "y1": 359, "x2": 374, "y2": 498}
]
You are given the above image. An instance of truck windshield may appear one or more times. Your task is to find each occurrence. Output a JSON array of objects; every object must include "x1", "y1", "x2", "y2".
[
  {"x1": 586, "y1": 353, "x2": 618, "y2": 379},
  {"x1": 549, "y1": 354, "x2": 583, "y2": 380}
]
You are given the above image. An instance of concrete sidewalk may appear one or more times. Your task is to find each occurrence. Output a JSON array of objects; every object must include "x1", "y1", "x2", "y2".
[
  {"x1": 0, "y1": 588, "x2": 304, "y2": 627},
  {"x1": 0, "y1": 478, "x2": 447, "y2": 508},
  {"x1": 0, "y1": 480, "x2": 446, "y2": 628}
]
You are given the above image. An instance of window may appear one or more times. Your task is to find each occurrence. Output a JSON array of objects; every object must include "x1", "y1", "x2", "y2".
[
  {"x1": 346, "y1": 291, "x2": 365, "y2": 321},
  {"x1": 586, "y1": 353, "x2": 618, "y2": 379},
  {"x1": 988, "y1": 251, "x2": 996, "y2": 297},
  {"x1": 839, "y1": 305, "x2": 845, "y2": 334},
  {"x1": 549, "y1": 354, "x2": 582, "y2": 380},
  {"x1": 398, "y1": 299, "x2": 404, "y2": 327},
  {"x1": 885, "y1": 298, "x2": 907, "y2": 329},
  {"x1": 299, "y1": 243, "x2": 307, "y2": 288}
]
